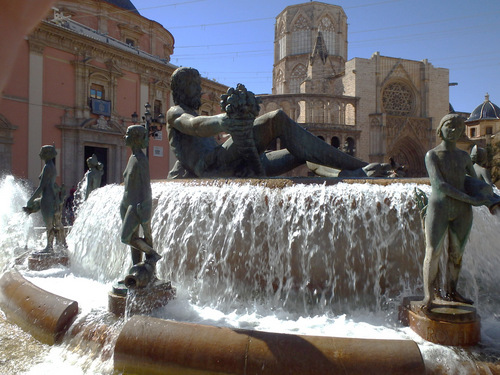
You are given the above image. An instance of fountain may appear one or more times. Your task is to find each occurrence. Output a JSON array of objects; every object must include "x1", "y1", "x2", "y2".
[{"x1": 2, "y1": 173, "x2": 500, "y2": 374}]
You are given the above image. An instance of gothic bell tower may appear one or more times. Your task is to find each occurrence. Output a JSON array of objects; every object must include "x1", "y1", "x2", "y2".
[{"x1": 272, "y1": 2, "x2": 347, "y2": 95}]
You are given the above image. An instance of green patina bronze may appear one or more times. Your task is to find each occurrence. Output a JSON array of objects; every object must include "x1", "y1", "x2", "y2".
[
  {"x1": 23, "y1": 145, "x2": 67, "y2": 252},
  {"x1": 166, "y1": 67, "x2": 391, "y2": 179},
  {"x1": 470, "y1": 145, "x2": 494, "y2": 186},
  {"x1": 421, "y1": 114, "x2": 500, "y2": 309},
  {"x1": 120, "y1": 125, "x2": 161, "y2": 288},
  {"x1": 84, "y1": 153, "x2": 104, "y2": 200}
]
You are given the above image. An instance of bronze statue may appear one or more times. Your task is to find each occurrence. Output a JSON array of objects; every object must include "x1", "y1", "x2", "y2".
[
  {"x1": 84, "y1": 153, "x2": 104, "y2": 200},
  {"x1": 470, "y1": 145, "x2": 494, "y2": 186},
  {"x1": 23, "y1": 145, "x2": 67, "y2": 252},
  {"x1": 166, "y1": 67, "x2": 390, "y2": 179},
  {"x1": 421, "y1": 114, "x2": 493, "y2": 309},
  {"x1": 120, "y1": 125, "x2": 161, "y2": 288}
]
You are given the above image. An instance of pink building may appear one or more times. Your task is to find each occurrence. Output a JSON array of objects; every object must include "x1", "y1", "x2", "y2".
[{"x1": 0, "y1": 0, "x2": 227, "y2": 188}]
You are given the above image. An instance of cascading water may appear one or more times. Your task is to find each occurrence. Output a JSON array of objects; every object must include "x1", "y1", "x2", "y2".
[{"x1": 1, "y1": 174, "x2": 500, "y2": 374}]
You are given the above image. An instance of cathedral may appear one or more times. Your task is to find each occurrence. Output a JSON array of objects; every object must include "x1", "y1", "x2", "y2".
[{"x1": 259, "y1": 2, "x2": 450, "y2": 177}]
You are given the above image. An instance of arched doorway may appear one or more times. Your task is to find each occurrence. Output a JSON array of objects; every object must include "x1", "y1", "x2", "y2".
[{"x1": 388, "y1": 137, "x2": 426, "y2": 177}]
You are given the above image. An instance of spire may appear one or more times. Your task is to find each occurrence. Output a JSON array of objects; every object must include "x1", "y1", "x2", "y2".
[{"x1": 311, "y1": 31, "x2": 328, "y2": 64}]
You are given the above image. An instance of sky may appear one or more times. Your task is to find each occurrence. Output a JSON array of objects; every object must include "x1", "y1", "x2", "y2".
[{"x1": 131, "y1": 0, "x2": 500, "y2": 113}]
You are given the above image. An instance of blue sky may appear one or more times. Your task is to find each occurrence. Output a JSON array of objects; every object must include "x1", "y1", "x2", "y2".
[{"x1": 132, "y1": 0, "x2": 500, "y2": 113}]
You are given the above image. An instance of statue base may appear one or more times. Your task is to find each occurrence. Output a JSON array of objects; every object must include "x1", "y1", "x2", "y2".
[
  {"x1": 108, "y1": 279, "x2": 176, "y2": 317},
  {"x1": 399, "y1": 296, "x2": 480, "y2": 346},
  {"x1": 27, "y1": 251, "x2": 69, "y2": 271}
]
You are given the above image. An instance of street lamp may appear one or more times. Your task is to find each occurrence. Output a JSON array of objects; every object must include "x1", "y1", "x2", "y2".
[
  {"x1": 131, "y1": 103, "x2": 166, "y2": 137},
  {"x1": 143, "y1": 102, "x2": 166, "y2": 138},
  {"x1": 131, "y1": 111, "x2": 138, "y2": 124}
]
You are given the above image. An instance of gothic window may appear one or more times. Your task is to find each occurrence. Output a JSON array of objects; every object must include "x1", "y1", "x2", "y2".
[
  {"x1": 289, "y1": 64, "x2": 306, "y2": 93},
  {"x1": 318, "y1": 16, "x2": 335, "y2": 54},
  {"x1": 291, "y1": 15, "x2": 311, "y2": 55},
  {"x1": 277, "y1": 21, "x2": 287, "y2": 60},
  {"x1": 382, "y1": 82, "x2": 415, "y2": 116},
  {"x1": 275, "y1": 70, "x2": 285, "y2": 94}
]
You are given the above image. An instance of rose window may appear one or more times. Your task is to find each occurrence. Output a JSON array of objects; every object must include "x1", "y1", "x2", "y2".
[{"x1": 382, "y1": 82, "x2": 415, "y2": 116}]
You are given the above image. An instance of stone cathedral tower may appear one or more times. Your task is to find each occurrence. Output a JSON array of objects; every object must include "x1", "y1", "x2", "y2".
[
  {"x1": 272, "y1": 2, "x2": 347, "y2": 96},
  {"x1": 259, "y1": 1, "x2": 450, "y2": 177}
]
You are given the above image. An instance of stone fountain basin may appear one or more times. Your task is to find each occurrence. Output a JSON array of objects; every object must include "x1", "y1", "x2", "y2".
[{"x1": 1, "y1": 269, "x2": 426, "y2": 375}]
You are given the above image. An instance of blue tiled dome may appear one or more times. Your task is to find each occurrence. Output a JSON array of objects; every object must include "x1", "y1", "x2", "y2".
[{"x1": 466, "y1": 94, "x2": 500, "y2": 122}]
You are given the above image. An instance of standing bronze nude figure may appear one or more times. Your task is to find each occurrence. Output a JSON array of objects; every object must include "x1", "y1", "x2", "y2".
[
  {"x1": 167, "y1": 67, "x2": 389, "y2": 179},
  {"x1": 121, "y1": 125, "x2": 161, "y2": 287},
  {"x1": 24, "y1": 145, "x2": 67, "y2": 252},
  {"x1": 421, "y1": 114, "x2": 491, "y2": 309},
  {"x1": 84, "y1": 153, "x2": 104, "y2": 200}
]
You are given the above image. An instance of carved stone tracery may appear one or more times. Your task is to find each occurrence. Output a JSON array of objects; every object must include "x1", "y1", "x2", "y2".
[{"x1": 382, "y1": 82, "x2": 415, "y2": 116}]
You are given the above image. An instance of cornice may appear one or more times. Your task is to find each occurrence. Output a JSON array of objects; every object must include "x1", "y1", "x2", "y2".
[{"x1": 30, "y1": 22, "x2": 174, "y2": 78}]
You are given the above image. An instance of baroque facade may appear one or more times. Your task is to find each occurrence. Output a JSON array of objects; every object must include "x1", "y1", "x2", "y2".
[
  {"x1": 0, "y1": 0, "x2": 227, "y2": 188},
  {"x1": 259, "y1": 2, "x2": 450, "y2": 177}
]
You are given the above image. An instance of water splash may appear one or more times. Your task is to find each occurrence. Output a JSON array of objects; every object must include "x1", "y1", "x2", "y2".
[
  {"x1": 0, "y1": 175, "x2": 43, "y2": 271},
  {"x1": 65, "y1": 180, "x2": 500, "y2": 317}
]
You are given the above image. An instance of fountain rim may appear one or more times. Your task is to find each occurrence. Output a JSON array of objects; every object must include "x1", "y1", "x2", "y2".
[{"x1": 152, "y1": 177, "x2": 430, "y2": 188}]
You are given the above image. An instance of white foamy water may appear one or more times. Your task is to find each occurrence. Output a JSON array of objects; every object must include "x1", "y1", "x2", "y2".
[{"x1": 1, "y1": 174, "x2": 500, "y2": 374}]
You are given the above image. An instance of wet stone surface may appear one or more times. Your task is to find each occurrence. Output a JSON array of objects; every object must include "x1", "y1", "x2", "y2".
[{"x1": 0, "y1": 311, "x2": 49, "y2": 374}]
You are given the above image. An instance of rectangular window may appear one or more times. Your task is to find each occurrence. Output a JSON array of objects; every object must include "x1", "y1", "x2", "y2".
[
  {"x1": 486, "y1": 127, "x2": 493, "y2": 135},
  {"x1": 470, "y1": 128, "x2": 476, "y2": 138},
  {"x1": 125, "y1": 38, "x2": 135, "y2": 47},
  {"x1": 90, "y1": 84, "x2": 104, "y2": 99}
]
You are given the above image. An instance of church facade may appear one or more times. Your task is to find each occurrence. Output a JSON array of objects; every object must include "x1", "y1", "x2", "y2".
[
  {"x1": 259, "y1": 2, "x2": 450, "y2": 176},
  {"x1": 0, "y1": 0, "x2": 227, "y2": 188}
]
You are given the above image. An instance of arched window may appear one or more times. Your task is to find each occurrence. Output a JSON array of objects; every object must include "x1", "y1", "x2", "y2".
[
  {"x1": 345, "y1": 103, "x2": 355, "y2": 125},
  {"x1": 331, "y1": 136, "x2": 340, "y2": 148},
  {"x1": 289, "y1": 64, "x2": 307, "y2": 94},
  {"x1": 313, "y1": 100, "x2": 325, "y2": 123},
  {"x1": 275, "y1": 70, "x2": 285, "y2": 94},
  {"x1": 291, "y1": 15, "x2": 311, "y2": 55},
  {"x1": 277, "y1": 21, "x2": 287, "y2": 60}
]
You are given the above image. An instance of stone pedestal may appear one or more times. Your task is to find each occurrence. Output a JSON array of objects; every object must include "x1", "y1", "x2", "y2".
[
  {"x1": 400, "y1": 296, "x2": 480, "y2": 346},
  {"x1": 108, "y1": 280, "x2": 175, "y2": 317},
  {"x1": 27, "y1": 251, "x2": 69, "y2": 271}
]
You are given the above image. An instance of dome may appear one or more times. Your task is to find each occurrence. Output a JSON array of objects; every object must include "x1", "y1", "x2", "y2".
[
  {"x1": 466, "y1": 93, "x2": 500, "y2": 122},
  {"x1": 105, "y1": 0, "x2": 139, "y2": 14}
]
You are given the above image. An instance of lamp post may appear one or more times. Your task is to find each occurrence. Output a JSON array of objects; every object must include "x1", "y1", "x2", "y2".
[{"x1": 131, "y1": 102, "x2": 166, "y2": 157}]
